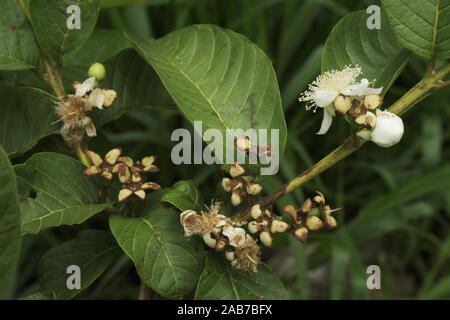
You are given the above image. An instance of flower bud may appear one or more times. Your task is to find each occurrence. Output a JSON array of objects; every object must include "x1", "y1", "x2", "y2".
[
  {"x1": 251, "y1": 204, "x2": 262, "y2": 219},
  {"x1": 313, "y1": 191, "x2": 325, "y2": 206},
  {"x1": 225, "y1": 250, "x2": 235, "y2": 262},
  {"x1": 370, "y1": 109, "x2": 404, "y2": 148},
  {"x1": 299, "y1": 198, "x2": 313, "y2": 213},
  {"x1": 333, "y1": 95, "x2": 352, "y2": 115},
  {"x1": 116, "y1": 163, "x2": 131, "y2": 184},
  {"x1": 202, "y1": 232, "x2": 216, "y2": 248},
  {"x1": 231, "y1": 191, "x2": 242, "y2": 206},
  {"x1": 270, "y1": 220, "x2": 289, "y2": 233},
  {"x1": 235, "y1": 136, "x2": 251, "y2": 151},
  {"x1": 356, "y1": 128, "x2": 371, "y2": 141},
  {"x1": 306, "y1": 216, "x2": 324, "y2": 231},
  {"x1": 326, "y1": 215, "x2": 338, "y2": 229},
  {"x1": 363, "y1": 94, "x2": 383, "y2": 110},
  {"x1": 292, "y1": 227, "x2": 308, "y2": 243},
  {"x1": 248, "y1": 221, "x2": 259, "y2": 234},
  {"x1": 229, "y1": 162, "x2": 245, "y2": 177},
  {"x1": 284, "y1": 205, "x2": 298, "y2": 222},
  {"x1": 260, "y1": 231, "x2": 273, "y2": 247},
  {"x1": 355, "y1": 111, "x2": 377, "y2": 129},
  {"x1": 222, "y1": 178, "x2": 232, "y2": 192},
  {"x1": 246, "y1": 182, "x2": 262, "y2": 195},
  {"x1": 88, "y1": 62, "x2": 106, "y2": 81}
]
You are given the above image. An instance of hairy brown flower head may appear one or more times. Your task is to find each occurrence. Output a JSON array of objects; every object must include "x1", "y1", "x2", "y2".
[{"x1": 55, "y1": 77, "x2": 118, "y2": 143}]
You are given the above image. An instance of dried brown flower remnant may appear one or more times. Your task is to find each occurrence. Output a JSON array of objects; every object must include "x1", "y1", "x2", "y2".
[
  {"x1": 231, "y1": 235, "x2": 261, "y2": 273},
  {"x1": 83, "y1": 148, "x2": 161, "y2": 202},
  {"x1": 55, "y1": 77, "x2": 118, "y2": 143},
  {"x1": 118, "y1": 171, "x2": 161, "y2": 202},
  {"x1": 56, "y1": 95, "x2": 96, "y2": 143},
  {"x1": 180, "y1": 201, "x2": 261, "y2": 272},
  {"x1": 285, "y1": 191, "x2": 339, "y2": 243},
  {"x1": 84, "y1": 148, "x2": 122, "y2": 180}
]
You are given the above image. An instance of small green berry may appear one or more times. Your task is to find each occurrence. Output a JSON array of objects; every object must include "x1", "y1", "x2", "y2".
[{"x1": 88, "y1": 62, "x2": 106, "y2": 81}]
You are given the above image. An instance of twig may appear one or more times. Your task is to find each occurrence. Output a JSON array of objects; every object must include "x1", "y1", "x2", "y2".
[{"x1": 234, "y1": 63, "x2": 450, "y2": 221}]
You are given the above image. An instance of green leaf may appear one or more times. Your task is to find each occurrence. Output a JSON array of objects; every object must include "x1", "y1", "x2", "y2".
[
  {"x1": 348, "y1": 164, "x2": 450, "y2": 244},
  {"x1": 19, "y1": 292, "x2": 53, "y2": 300},
  {"x1": 29, "y1": 0, "x2": 101, "y2": 61},
  {"x1": 100, "y1": 0, "x2": 146, "y2": 7},
  {"x1": 0, "y1": 144, "x2": 22, "y2": 295},
  {"x1": 63, "y1": 28, "x2": 132, "y2": 66},
  {"x1": 382, "y1": 0, "x2": 450, "y2": 59},
  {"x1": 161, "y1": 180, "x2": 204, "y2": 212},
  {"x1": 419, "y1": 276, "x2": 450, "y2": 299},
  {"x1": 126, "y1": 24, "x2": 287, "y2": 157},
  {"x1": 37, "y1": 230, "x2": 121, "y2": 299},
  {"x1": 0, "y1": 86, "x2": 58, "y2": 157},
  {"x1": 322, "y1": 10, "x2": 411, "y2": 94},
  {"x1": 195, "y1": 254, "x2": 289, "y2": 300},
  {"x1": 0, "y1": 0, "x2": 40, "y2": 70},
  {"x1": 109, "y1": 190, "x2": 205, "y2": 299},
  {"x1": 14, "y1": 152, "x2": 111, "y2": 234}
]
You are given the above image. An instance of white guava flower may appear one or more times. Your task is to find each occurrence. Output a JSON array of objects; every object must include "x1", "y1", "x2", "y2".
[
  {"x1": 370, "y1": 109, "x2": 404, "y2": 147},
  {"x1": 299, "y1": 65, "x2": 383, "y2": 135}
]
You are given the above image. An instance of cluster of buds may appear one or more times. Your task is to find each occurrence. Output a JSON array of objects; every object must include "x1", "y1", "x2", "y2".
[
  {"x1": 284, "y1": 191, "x2": 339, "y2": 243},
  {"x1": 84, "y1": 148, "x2": 161, "y2": 202},
  {"x1": 221, "y1": 163, "x2": 262, "y2": 206},
  {"x1": 180, "y1": 201, "x2": 261, "y2": 272},
  {"x1": 55, "y1": 72, "x2": 118, "y2": 144},
  {"x1": 247, "y1": 205, "x2": 290, "y2": 247},
  {"x1": 334, "y1": 92, "x2": 404, "y2": 147}
]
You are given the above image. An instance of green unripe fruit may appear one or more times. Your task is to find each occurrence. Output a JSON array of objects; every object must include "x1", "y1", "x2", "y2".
[{"x1": 88, "y1": 62, "x2": 106, "y2": 81}]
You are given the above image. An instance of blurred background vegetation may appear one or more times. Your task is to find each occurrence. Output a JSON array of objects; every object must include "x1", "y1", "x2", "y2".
[{"x1": 3, "y1": 0, "x2": 449, "y2": 300}]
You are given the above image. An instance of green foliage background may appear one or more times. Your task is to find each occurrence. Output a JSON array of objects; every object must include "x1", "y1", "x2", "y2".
[{"x1": 1, "y1": 0, "x2": 449, "y2": 300}]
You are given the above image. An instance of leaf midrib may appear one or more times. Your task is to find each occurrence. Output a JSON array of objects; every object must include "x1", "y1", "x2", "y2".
[{"x1": 139, "y1": 217, "x2": 180, "y2": 296}]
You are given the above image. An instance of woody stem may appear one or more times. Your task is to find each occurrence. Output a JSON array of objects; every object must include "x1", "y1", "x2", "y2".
[{"x1": 234, "y1": 62, "x2": 450, "y2": 221}]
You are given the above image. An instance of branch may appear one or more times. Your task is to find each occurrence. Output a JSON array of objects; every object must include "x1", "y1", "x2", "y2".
[{"x1": 235, "y1": 63, "x2": 450, "y2": 221}]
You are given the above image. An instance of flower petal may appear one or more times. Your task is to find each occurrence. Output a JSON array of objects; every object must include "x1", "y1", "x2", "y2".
[
  {"x1": 88, "y1": 88, "x2": 105, "y2": 109},
  {"x1": 116, "y1": 164, "x2": 131, "y2": 184},
  {"x1": 101, "y1": 172, "x2": 113, "y2": 180},
  {"x1": 84, "y1": 119, "x2": 97, "y2": 137},
  {"x1": 316, "y1": 105, "x2": 335, "y2": 135},
  {"x1": 117, "y1": 156, "x2": 134, "y2": 167},
  {"x1": 312, "y1": 89, "x2": 339, "y2": 108},
  {"x1": 75, "y1": 77, "x2": 95, "y2": 96},
  {"x1": 86, "y1": 150, "x2": 103, "y2": 166},
  {"x1": 141, "y1": 182, "x2": 161, "y2": 190},
  {"x1": 118, "y1": 189, "x2": 133, "y2": 202},
  {"x1": 84, "y1": 166, "x2": 101, "y2": 176},
  {"x1": 105, "y1": 148, "x2": 122, "y2": 165},
  {"x1": 102, "y1": 89, "x2": 118, "y2": 108},
  {"x1": 134, "y1": 190, "x2": 146, "y2": 200},
  {"x1": 341, "y1": 78, "x2": 382, "y2": 96}
]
